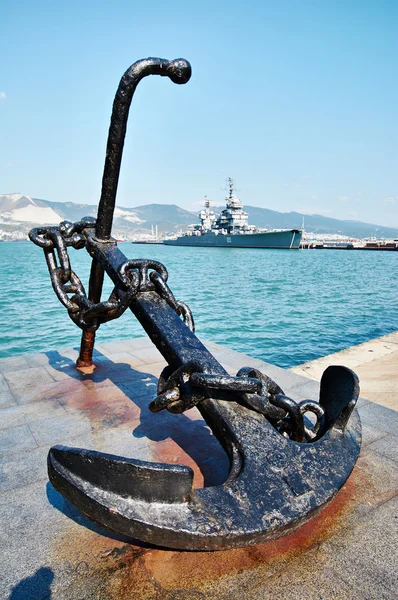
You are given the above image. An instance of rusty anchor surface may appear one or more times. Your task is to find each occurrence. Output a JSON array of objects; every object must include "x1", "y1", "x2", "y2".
[{"x1": 30, "y1": 57, "x2": 361, "y2": 551}]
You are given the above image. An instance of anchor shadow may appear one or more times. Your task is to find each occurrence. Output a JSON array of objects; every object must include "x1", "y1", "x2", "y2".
[{"x1": 44, "y1": 346, "x2": 229, "y2": 543}]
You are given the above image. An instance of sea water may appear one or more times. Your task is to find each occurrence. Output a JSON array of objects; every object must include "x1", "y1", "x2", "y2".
[{"x1": 0, "y1": 241, "x2": 397, "y2": 368}]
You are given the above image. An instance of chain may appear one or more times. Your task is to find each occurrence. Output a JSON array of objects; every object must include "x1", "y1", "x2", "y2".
[
  {"x1": 150, "y1": 362, "x2": 324, "y2": 443},
  {"x1": 30, "y1": 219, "x2": 98, "y2": 329},
  {"x1": 31, "y1": 218, "x2": 321, "y2": 441},
  {"x1": 150, "y1": 271, "x2": 194, "y2": 331},
  {"x1": 116, "y1": 259, "x2": 194, "y2": 330},
  {"x1": 29, "y1": 219, "x2": 195, "y2": 333}
]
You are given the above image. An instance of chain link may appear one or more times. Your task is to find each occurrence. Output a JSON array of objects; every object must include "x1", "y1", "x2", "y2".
[
  {"x1": 30, "y1": 220, "x2": 95, "y2": 322},
  {"x1": 30, "y1": 219, "x2": 195, "y2": 333},
  {"x1": 150, "y1": 362, "x2": 324, "y2": 443},
  {"x1": 150, "y1": 271, "x2": 195, "y2": 331}
]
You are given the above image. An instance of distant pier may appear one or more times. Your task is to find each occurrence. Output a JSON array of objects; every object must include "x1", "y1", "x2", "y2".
[{"x1": 300, "y1": 242, "x2": 398, "y2": 251}]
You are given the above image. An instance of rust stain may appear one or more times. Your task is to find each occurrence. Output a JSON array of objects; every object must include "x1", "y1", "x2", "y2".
[
  {"x1": 142, "y1": 465, "x2": 370, "y2": 589},
  {"x1": 30, "y1": 378, "x2": 85, "y2": 403},
  {"x1": 82, "y1": 399, "x2": 141, "y2": 429},
  {"x1": 45, "y1": 369, "x2": 385, "y2": 598},
  {"x1": 54, "y1": 383, "x2": 142, "y2": 430},
  {"x1": 76, "y1": 363, "x2": 96, "y2": 375},
  {"x1": 82, "y1": 377, "x2": 115, "y2": 390},
  {"x1": 49, "y1": 463, "x2": 379, "y2": 599},
  {"x1": 58, "y1": 385, "x2": 127, "y2": 410}
]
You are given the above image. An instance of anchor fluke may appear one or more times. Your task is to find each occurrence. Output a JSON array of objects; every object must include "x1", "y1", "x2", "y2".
[
  {"x1": 319, "y1": 365, "x2": 359, "y2": 434},
  {"x1": 47, "y1": 365, "x2": 361, "y2": 551},
  {"x1": 49, "y1": 445, "x2": 194, "y2": 504}
]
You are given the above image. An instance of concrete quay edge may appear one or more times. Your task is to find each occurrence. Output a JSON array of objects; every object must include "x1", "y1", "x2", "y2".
[{"x1": 290, "y1": 330, "x2": 398, "y2": 411}]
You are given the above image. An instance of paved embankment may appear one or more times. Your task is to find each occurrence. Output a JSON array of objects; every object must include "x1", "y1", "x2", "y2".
[
  {"x1": 0, "y1": 338, "x2": 397, "y2": 599},
  {"x1": 290, "y1": 331, "x2": 398, "y2": 411}
]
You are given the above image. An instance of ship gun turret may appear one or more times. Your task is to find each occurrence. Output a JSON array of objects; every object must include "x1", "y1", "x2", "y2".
[{"x1": 29, "y1": 57, "x2": 361, "y2": 551}]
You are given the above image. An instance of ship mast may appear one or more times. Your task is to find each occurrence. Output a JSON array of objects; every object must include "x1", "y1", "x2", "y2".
[
  {"x1": 228, "y1": 177, "x2": 234, "y2": 201},
  {"x1": 225, "y1": 177, "x2": 242, "y2": 210}
]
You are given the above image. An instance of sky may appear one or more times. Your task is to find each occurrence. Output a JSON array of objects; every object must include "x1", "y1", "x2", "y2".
[{"x1": 1, "y1": 0, "x2": 397, "y2": 226}]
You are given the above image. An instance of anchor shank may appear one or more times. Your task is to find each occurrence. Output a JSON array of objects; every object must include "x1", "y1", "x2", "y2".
[
  {"x1": 79, "y1": 57, "x2": 192, "y2": 366},
  {"x1": 96, "y1": 58, "x2": 191, "y2": 242},
  {"x1": 86, "y1": 236, "x2": 223, "y2": 370},
  {"x1": 85, "y1": 236, "x2": 243, "y2": 463},
  {"x1": 131, "y1": 292, "x2": 222, "y2": 373}
]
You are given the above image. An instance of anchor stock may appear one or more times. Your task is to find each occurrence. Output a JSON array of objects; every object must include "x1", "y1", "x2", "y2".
[{"x1": 30, "y1": 57, "x2": 361, "y2": 551}]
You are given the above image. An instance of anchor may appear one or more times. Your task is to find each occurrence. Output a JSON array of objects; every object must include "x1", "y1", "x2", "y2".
[{"x1": 30, "y1": 57, "x2": 361, "y2": 551}]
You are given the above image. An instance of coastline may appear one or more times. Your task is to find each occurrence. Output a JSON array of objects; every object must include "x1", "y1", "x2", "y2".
[{"x1": 290, "y1": 330, "x2": 398, "y2": 410}]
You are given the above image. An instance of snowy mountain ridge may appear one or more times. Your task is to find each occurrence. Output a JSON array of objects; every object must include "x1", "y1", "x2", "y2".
[
  {"x1": 0, "y1": 194, "x2": 147, "y2": 239},
  {"x1": 0, "y1": 194, "x2": 63, "y2": 224}
]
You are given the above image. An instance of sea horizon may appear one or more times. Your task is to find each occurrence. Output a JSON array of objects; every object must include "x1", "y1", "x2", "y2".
[{"x1": 1, "y1": 241, "x2": 397, "y2": 369}]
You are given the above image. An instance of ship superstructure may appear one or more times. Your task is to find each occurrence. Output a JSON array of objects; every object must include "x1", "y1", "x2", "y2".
[
  {"x1": 199, "y1": 196, "x2": 217, "y2": 231},
  {"x1": 164, "y1": 179, "x2": 302, "y2": 249},
  {"x1": 215, "y1": 179, "x2": 255, "y2": 233}
]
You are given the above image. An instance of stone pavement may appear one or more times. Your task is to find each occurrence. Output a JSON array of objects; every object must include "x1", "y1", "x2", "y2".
[
  {"x1": 290, "y1": 331, "x2": 398, "y2": 411},
  {"x1": 0, "y1": 337, "x2": 397, "y2": 600}
]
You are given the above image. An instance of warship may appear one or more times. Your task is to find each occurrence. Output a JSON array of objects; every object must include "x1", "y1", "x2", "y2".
[{"x1": 164, "y1": 179, "x2": 302, "y2": 249}]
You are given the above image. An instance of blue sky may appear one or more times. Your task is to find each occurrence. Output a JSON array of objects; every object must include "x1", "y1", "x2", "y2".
[{"x1": 1, "y1": 0, "x2": 397, "y2": 225}]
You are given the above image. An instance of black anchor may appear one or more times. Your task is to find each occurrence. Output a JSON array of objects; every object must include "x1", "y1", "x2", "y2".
[{"x1": 30, "y1": 58, "x2": 361, "y2": 551}]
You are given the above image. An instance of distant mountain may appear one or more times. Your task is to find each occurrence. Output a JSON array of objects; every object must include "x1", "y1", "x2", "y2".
[
  {"x1": 251, "y1": 207, "x2": 398, "y2": 238},
  {"x1": 35, "y1": 198, "x2": 98, "y2": 222},
  {"x1": 0, "y1": 194, "x2": 63, "y2": 226},
  {"x1": 214, "y1": 205, "x2": 398, "y2": 239},
  {"x1": 0, "y1": 194, "x2": 143, "y2": 238},
  {"x1": 131, "y1": 204, "x2": 197, "y2": 232},
  {"x1": 1, "y1": 193, "x2": 397, "y2": 240},
  {"x1": 0, "y1": 194, "x2": 197, "y2": 240}
]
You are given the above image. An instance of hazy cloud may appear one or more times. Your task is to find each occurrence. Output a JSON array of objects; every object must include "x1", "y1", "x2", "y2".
[
  {"x1": 0, "y1": 91, "x2": 6, "y2": 101},
  {"x1": 339, "y1": 195, "x2": 349, "y2": 202},
  {"x1": 384, "y1": 196, "x2": 397, "y2": 204}
]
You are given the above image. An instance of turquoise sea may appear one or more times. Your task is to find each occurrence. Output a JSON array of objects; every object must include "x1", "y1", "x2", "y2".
[{"x1": 1, "y1": 241, "x2": 397, "y2": 368}]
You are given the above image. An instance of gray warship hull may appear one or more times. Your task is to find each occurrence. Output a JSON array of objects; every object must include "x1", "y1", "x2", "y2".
[{"x1": 164, "y1": 229, "x2": 302, "y2": 249}]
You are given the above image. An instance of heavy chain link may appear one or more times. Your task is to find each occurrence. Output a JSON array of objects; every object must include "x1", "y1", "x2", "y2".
[
  {"x1": 29, "y1": 219, "x2": 195, "y2": 332},
  {"x1": 150, "y1": 362, "x2": 324, "y2": 443},
  {"x1": 118, "y1": 259, "x2": 194, "y2": 331},
  {"x1": 30, "y1": 218, "x2": 99, "y2": 329}
]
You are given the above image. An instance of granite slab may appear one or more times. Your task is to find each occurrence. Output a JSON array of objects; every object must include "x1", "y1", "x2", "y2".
[{"x1": 0, "y1": 338, "x2": 397, "y2": 600}]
